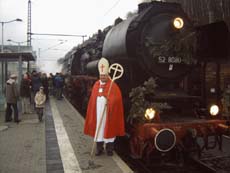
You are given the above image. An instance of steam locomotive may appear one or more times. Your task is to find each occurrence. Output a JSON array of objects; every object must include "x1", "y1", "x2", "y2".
[{"x1": 62, "y1": 1, "x2": 230, "y2": 163}]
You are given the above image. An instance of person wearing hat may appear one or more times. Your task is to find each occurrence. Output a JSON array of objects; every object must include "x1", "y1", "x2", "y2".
[
  {"x1": 84, "y1": 57, "x2": 125, "y2": 156},
  {"x1": 5, "y1": 74, "x2": 20, "y2": 123},
  {"x1": 34, "y1": 86, "x2": 46, "y2": 122}
]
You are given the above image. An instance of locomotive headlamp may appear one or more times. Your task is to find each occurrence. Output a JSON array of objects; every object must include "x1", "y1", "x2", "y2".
[
  {"x1": 209, "y1": 105, "x2": 219, "y2": 116},
  {"x1": 173, "y1": 17, "x2": 184, "y2": 29},
  {"x1": 145, "y1": 108, "x2": 156, "y2": 120}
]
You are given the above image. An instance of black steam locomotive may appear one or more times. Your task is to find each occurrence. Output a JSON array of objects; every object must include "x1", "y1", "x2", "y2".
[{"x1": 62, "y1": 1, "x2": 229, "y2": 163}]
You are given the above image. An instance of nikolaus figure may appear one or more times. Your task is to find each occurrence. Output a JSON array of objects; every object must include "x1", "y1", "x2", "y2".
[{"x1": 84, "y1": 57, "x2": 125, "y2": 156}]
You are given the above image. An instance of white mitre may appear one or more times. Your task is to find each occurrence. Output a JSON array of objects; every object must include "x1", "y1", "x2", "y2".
[{"x1": 98, "y1": 57, "x2": 109, "y2": 75}]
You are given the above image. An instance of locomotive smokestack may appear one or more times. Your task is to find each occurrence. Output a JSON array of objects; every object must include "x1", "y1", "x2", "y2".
[
  {"x1": 138, "y1": 0, "x2": 167, "y2": 13},
  {"x1": 138, "y1": 2, "x2": 151, "y2": 13}
]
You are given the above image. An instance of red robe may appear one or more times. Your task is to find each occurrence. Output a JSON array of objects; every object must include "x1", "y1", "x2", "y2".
[{"x1": 84, "y1": 79, "x2": 125, "y2": 138}]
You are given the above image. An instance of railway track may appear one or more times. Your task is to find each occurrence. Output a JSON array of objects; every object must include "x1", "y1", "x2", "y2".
[
  {"x1": 192, "y1": 155, "x2": 230, "y2": 173},
  {"x1": 121, "y1": 154, "x2": 230, "y2": 173},
  {"x1": 118, "y1": 154, "x2": 206, "y2": 173},
  {"x1": 115, "y1": 138, "x2": 230, "y2": 173}
]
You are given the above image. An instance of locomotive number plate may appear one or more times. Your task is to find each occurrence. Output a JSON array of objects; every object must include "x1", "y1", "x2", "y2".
[{"x1": 157, "y1": 56, "x2": 182, "y2": 64}]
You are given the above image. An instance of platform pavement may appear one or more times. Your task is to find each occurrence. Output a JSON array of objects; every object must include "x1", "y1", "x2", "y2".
[
  {"x1": 0, "y1": 108, "x2": 46, "y2": 173},
  {"x1": 0, "y1": 97, "x2": 133, "y2": 173}
]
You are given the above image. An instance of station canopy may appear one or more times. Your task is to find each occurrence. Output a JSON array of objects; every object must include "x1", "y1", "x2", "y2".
[{"x1": 0, "y1": 45, "x2": 36, "y2": 61}]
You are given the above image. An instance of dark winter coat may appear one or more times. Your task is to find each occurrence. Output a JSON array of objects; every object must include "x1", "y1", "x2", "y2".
[
  {"x1": 31, "y1": 75, "x2": 42, "y2": 93},
  {"x1": 20, "y1": 79, "x2": 31, "y2": 98},
  {"x1": 5, "y1": 79, "x2": 19, "y2": 103},
  {"x1": 54, "y1": 76, "x2": 64, "y2": 88}
]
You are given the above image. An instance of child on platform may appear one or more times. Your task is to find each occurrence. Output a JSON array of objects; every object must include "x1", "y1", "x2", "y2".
[{"x1": 34, "y1": 86, "x2": 46, "y2": 122}]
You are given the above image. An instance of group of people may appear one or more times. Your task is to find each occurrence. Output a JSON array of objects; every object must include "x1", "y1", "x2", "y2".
[
  {"x1": 4, "y1": 57, "x2": 230, "y2": 159},
  {"x1": 5, "y1": 70, "x2": 65, "y2": 123},
  {"x1": 5, "y1": 57, "x2": 126, "y2": 157}
]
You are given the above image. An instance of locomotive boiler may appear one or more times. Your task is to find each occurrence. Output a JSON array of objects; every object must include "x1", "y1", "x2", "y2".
[{"x1": 62, "y1": 1, "x2": 230, "y2": 163}]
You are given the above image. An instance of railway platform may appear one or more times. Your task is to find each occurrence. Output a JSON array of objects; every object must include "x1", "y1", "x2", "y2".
[{"x1": 0, "y1": 97, "x2": 133, "y2": 173}]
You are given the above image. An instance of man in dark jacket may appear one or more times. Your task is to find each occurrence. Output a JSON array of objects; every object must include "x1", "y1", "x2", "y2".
[
  {"x1": 54, "y1": 73, "x2": 64, "y2": 100},
  {"x1": 5, "y1": 74, "x2": 20, "y2": 123}
]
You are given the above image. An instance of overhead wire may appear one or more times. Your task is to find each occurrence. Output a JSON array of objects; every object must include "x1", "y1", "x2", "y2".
[{"x1": 103, "y1": 0, "x2": 121, "y2": 16}]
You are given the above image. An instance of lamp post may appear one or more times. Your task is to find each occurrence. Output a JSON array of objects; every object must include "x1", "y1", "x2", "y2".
[
  {"x1": 7, "y1": 39, "x2": 28, "y2": 85},
  {"x1": 1, "y1": 18, "x2": 23, "y2": 53},
  {"x1": 0, "y1": 18, "x2": 23, "y2": 110},
  {"x1": 0, "y1": 18, "x2": 22, "y2": 98},
  {"x1": 7, "y1": 39, "x2": 27, "y2": 52}
]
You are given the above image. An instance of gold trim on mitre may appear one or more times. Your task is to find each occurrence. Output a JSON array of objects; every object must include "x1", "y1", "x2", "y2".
[{"x1": 98, "y1": 57, "x2": 109, "y2": 75}]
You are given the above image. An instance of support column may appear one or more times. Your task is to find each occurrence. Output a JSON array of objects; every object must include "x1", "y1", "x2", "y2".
[
  {"x1": 18, "y1": 55, "x2": 23, "y2": 85},
  {"x1": 5, "y1": 61, "x2": 7, "y2": 82},
  {"x1": 27, "y1": 61, "x2": 30, "y2": 72},
  {"x1": 0, "y1": 61, "x2": 5, "y2": 111},
  {"x1": 1, "y1": 61, "x2": 3, "y2": 94}
]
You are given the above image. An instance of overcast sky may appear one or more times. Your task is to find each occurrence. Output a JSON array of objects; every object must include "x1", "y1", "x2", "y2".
[{"x1": 0, "y1": 0, "x2": 141, "y2": 73}]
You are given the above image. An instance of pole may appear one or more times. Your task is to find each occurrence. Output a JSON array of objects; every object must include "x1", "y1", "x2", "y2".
[
  {"x1": 1, "y1": 22, "x2": 4, "y2": 95},
  {"x1": 1, "y1": 19, "x2": 22, "y2": 52},
  {"x1": 18, "y1": 55, "x2": 22, "y2": 85},
  {"x1": 0, "y1": 19, "x2": 22, "y2": 110},
  {"x1": 82, "y1": 35, "x2": 87, "y2": 43},
  {"x1": 18, "y1": 43, "x2": 20, "y2": 52},
  {"x1": 1, "y1": 22, "x2": 4, "y2": 52},
  {"x1": 1, "y1": 62, "x2": 3, "y2": 94},
  {"x1": 0, "y1": 22, "x2": 4, "y2": 110}
]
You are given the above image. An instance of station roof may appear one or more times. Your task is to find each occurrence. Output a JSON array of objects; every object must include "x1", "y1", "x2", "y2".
[
  {"x1": 0, "y1": 45, "x2": 36, "y2": 61},
  {"x1": 0, "y1": 52, "x2": 36, "y2": 61}
]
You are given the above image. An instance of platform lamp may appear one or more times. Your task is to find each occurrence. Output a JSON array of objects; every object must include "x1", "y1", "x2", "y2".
[
  {"x1": 7, "y1": 39, "x2": 27, "y2": 52},
  {"x1": 0, "y1": 18, "x2": 22, "y2": 110},
  {"x1": 1, "y1": 18, "x2": 23, "y2": 53},
  {"x1": 0, "y1": 18, "x2": 22, "y2": 97}
]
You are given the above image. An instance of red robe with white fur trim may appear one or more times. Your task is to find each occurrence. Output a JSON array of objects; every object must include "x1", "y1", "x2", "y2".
[{"x1": 84, "y1": 79, "x2": 125, "y2": 138}]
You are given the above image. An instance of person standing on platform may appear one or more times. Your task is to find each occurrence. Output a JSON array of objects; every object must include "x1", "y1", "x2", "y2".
[
  {"x1": 34, "y1": 86, "x2": 46, "y2": 122},
  {"x1": 84, "y1": 58, "x2": 125, "y2": 156},
  {"x1": 31, "y1": 70, "x2": 42, "y2": 109},
  {"x1": 20, "y1": 73, "x2": 32, "y2": 114},
  {"x1": 41, "y1": 73, "x2": 49, "y2": 100},
  {"x1": 48, "y1": 73, "x2": 54, "y2": 96},
  {"x1": 5, "y1": 74, "x2": 20, "y2": 123},
  {"x1": 54, "y1": 73, "x2": 64, "y2": 100}
]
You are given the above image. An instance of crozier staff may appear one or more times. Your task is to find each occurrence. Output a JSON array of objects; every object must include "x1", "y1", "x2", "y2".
[{"x1": 84, "y1": 57, "x2": 125, "y2": 156}]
